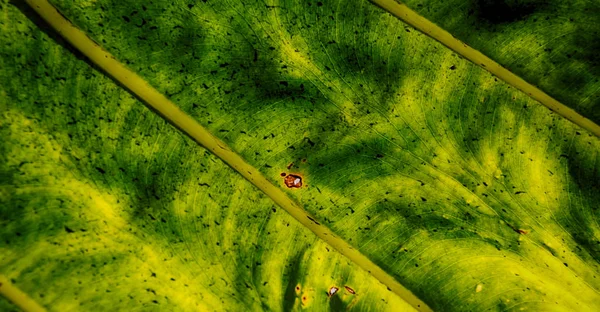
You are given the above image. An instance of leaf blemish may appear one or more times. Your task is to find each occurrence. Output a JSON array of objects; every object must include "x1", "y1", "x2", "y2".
[
  {"x1": 344, "y1": 285, "x2": 355, "y2": 294},
  {"x1": 307, "y1": 216, "x2": 320, "y2": 225},
  {"x1": 328, "y1": 286, "x2": 339, "y2": 297},
  {"x1": 284, "y1": 174, "x2": 303, "y2": 188}
]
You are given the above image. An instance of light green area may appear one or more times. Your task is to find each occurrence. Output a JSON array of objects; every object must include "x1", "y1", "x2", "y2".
[
  {"x1": 399, "y1": 0, "x2": 600, "y2": 125},
  {"x1": 2, "y1": 0, "x2": 600, "y2": 311}
]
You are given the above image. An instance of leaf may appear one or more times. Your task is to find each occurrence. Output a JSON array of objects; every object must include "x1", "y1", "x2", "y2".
[
  {"x1": 0, "y1": 2, "x2": 413, "y2": 311},
  {"x1": 2, "y1": 0, "x2": 600, "y2": 311},
  {"x1": 397, "y1": 0, "x2": 600, "y2": 125}
]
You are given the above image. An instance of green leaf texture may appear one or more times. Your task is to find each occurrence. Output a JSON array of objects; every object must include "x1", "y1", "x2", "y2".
[
  {"x1": 2, "y1": 0, "x2": 600, "y2": 311},
  {"x1": 400, "y1": 0, "x2": 600, "y2": 125}
]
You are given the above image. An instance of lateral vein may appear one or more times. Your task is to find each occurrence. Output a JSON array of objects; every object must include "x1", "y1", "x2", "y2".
[{"x1": 369, "y1": 0, "x2": 600, "y2": 137}]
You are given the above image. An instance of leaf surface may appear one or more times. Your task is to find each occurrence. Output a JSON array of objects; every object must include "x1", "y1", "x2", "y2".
[
  {"x1": 2, "y1": 0, "x2": 600, "y2": 311},
  {"x1": 399, "y1": 0, "x2": 600, "y2": 125},
  {"x1": 0, "y1": 1, "x2": 413, "y2": 311}
]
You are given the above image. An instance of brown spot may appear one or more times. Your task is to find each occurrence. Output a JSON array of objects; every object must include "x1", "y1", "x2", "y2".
[
  {"x1": 280, "y1": 172, "x2": 286, "y2": 177},
  {"x1": 517, "y1": 229, "x2": 529, "y2": 235},
  {"x1": 328, "y1": 286, "x2": 339, "y2": 297},
  {"x1": 344, "y1": 286, "x2": 355, "y2": 294},
  {"x1": 287, "y1": 162, "x2": 294, "y2": 169},
  {"x1": 302, "y1": 158, "x2": 307, "y2": 163},
  {"x1": 284, "y1": 174, "x2": 303, "y2": 188}
]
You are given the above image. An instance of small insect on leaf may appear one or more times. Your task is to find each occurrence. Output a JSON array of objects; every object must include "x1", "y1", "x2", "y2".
[
  {"x1": 344, "y1": 285, "x2": 355, "y2": 294},
  {"x1": 284, "y1": 174, "x2": 303, "y2": 188},
  {"x1": 328, "y1": 286, "x2": 339, "y2": 297}
]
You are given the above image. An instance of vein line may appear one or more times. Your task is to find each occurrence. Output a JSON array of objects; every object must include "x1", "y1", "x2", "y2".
[
  {"x1": 22, "y1": 0, "x2": 432, "y2": 311},
  {"x1": 368, "y1": 0, "x2": 600, "y2": 138},
  {"x1": 0, "y1": 275, "x2": 46, "y2": 312}
]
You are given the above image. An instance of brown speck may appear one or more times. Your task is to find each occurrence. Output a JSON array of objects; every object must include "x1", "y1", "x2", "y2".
[
  {"x1": 280, "y1": 172, "x2": 286, "y2": 177},
  {"x1": 284, "y1": 174, "x2": 303, "y2": 188},
  {"x1": 287, "y1": 162, "x2": 294, "y2": 169},
  {"x1": 518, "y1": 229, "x2": 529, "y2": 235},
  {"x1": 344, "y1": 286, "x2": 355, "y2": 294},
  {"x1": 302, "y1": 158, "x2": 307, "y2": 163}
]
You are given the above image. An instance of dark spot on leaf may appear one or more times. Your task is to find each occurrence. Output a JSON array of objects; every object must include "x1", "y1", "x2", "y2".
[
  {"x1": 284, "y1": 174, "x2": 303, "y2": 188},
  {"x1": 280, "y1": 172, "x2": 286, "y2": 177},
  {"x1": 344, "y1": 286, "x2": 355, "y2": 294},
  {"x1": 96, "y1": 167, "x2": 105, "y2": 174},
  {"x1": 450, "y1": 65, "x2": 456, "y2": 70},
  {"x1": 64, "y1": 226, "x2": 75, "y2": 233},
  {"x1": 307, "y1": 216, "x2": 320, "y2": 225}
]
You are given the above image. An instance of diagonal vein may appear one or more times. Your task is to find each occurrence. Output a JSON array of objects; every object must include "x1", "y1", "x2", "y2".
[
  {"x1": 0, "y1": 275, "x2": 46, "y2": 312},
  {"x1": 368, "y1": 0, "x2": 600, "y2": 138},
  {"x1": 20, "y1": 0, "x2": 432, "y2": 311}
]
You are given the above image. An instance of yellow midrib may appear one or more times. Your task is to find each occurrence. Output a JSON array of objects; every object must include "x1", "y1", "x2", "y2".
[
  {"x1": 0, "y1": 275, "x2": 46, "y2": 312},
  {"x1": 16, "y1": 0, "x2": 432, "y2": 311},
  {"x1": 369, "y1": 0, "x2": 600, "y2": 138}
]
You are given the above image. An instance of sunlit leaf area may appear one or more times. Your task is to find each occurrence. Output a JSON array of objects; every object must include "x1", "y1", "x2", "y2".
[{"x1": 1, "y1": 0, "x2": 599, "y2": 311}]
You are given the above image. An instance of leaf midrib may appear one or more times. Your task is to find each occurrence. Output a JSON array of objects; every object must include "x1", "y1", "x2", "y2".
[{"x1": 20, "y1": 0, "x2": 431, "y2": 311}]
